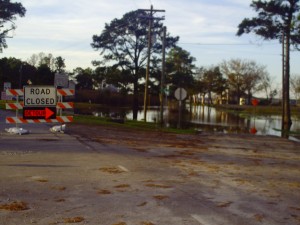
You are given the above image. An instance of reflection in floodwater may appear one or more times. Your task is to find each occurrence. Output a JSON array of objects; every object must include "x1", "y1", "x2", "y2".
[
  {"x1": 127, "y1": 105, "x2": 300, "y2": 140},
  {"x1": 189, "y1": 105, "x2": 252, "y2": 133},
  {"x1": 191, "y1": 105, "x2": 299, "y2": 139},
  {"x1": 77, "y1": 105, "x2": 300, "y2": 140}
]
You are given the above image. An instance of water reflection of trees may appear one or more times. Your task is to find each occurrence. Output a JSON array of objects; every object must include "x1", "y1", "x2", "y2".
[
  {"x1": 77, "y1": 104, "x2": 299, "y2": 138},
  {"x1": 188, "y1": 106, "x2": 299, "y2": 137},
  {"x1": 190, "y1": 105, "x2": 251, "y2": 133}
]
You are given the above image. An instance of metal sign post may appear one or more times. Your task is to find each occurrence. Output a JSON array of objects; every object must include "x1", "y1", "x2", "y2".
[{"x1": 174, "y1": 88, "x2": 187, "y2": 129}]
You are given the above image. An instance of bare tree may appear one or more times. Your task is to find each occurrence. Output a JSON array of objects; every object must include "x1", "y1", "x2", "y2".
[
  {"x1": 291, "y1": 74, "x2": 300, "y2": 103},
  {"x1": 220, "y1": 59, "x2": 266, "y2": 104},
  {"x1": 257, "y1": 72, "x2": 277, "y2": 102},
  {"x1": 27, "y1": 52, "x2": 56, "y2": 71}
]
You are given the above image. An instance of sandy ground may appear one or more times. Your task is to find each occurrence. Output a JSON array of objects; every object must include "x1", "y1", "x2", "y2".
[{"x1": 0, "y1": 120, "x2": 300, "y2": 225}]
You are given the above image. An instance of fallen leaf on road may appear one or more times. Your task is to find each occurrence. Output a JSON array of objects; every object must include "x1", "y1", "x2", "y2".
[
  {"x1": 0, "y1": 201, "x2": 29, "y2": 211},
  {"x1": 217, "y1": 201, "x2": 233, "y2": 208},
  {"x1": 99, "y1": 167, "x2": 124, "y2": 174},
  {"x1": 63, "y1": 217, "x2": 84, "y2": 223}
]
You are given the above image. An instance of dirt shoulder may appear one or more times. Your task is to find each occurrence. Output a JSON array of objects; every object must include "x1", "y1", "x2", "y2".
[
  {"x1": 67, "y1": 122, "x2": 299, "y2": 149},
  {"x1": 67, "y1": 123, "x2": 190, "y2": 146}
]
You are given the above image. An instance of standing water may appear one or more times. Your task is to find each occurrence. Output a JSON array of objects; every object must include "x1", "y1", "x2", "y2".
[
  {"x1": 79, "y1": 104, "x2": 300, "y2": 140},
  {"x1": 126, "y1": 105, "x2": 300, "y2": 140}
]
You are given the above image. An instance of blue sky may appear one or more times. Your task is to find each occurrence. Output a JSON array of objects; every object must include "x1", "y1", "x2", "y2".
[{"x1": 2, "y1": 0, "x2": 300, "y2": 87}]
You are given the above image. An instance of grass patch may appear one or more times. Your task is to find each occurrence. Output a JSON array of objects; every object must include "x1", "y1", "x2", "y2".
[
  {"x1": 73, "y1": 114, "x2": 196, "y2": 135},
  {"x1": 216, "y1": 104, "x2": 300, "y2": 116},
  {"x1": 0, "y1": 100, "x2": 5, "y2": 110}
]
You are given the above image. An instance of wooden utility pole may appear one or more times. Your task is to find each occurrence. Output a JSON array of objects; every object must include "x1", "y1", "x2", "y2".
[
  {"x1": 139, "y1": 5, "x2": 165, "y2": 122},
  {"x1": 281, "y1": 33, "x2": 285, "y2": 135},
  {"x1": 283, "y1": 30, "x2": 292, "y2": 137},
  {"x1": 160, "y1": 26, "x2": 166, "y2": 127},
  {"x1": 281, "y1": 31, "x2": 292, "y2": 138}
]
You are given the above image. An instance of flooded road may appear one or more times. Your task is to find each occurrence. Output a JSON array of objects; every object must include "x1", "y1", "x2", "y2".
[{"x1": 127, "y1": 105, "x2": 300, "y2": 138}]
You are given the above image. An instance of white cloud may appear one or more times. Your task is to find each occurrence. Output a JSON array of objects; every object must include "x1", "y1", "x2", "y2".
[{"x1": 1, "y1": 0, "x2": 299, "y2": 82}]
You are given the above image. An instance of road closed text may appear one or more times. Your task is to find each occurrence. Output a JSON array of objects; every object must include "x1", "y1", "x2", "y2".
[
  {"x1": 24, "y1": 86, "x2": 57, "y2": 107},
  {"x1": 25, "y1": 97, "x2": 55, "y2": 106}
]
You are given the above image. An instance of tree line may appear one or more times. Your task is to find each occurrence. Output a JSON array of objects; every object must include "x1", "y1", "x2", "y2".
[{"x1": 0, "y1": 53, "x2": 65, "y2": 88}]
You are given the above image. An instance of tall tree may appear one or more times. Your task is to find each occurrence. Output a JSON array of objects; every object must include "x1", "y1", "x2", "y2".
[
  {"x1": 165, "y1": 46, "x2": 195, "y2": 90},
  {"x1": 36, "y1": 64, "x2": 54, "y2": 85},
  {"x1": 237, "y1": 0, "x2": 300, "y2": 135},
  {"x1": 94, "y1": 66, "x2": 133, "y2": 92},
  {"x1": 200, "y1": 66, "x2": 227, "y2": 105},
  {"x1": 0, "y1": 0, "x2": 26, "y2": 52},
  {"x1": 74, "y1": 67, "x2": 94, "y2": 90},
  {"x1": 91, "y1": 10, "x2": 178, "y2": 119},
  {"x1": 54, "y1": 56, "x2": 66, "y2": 73},
  {"x1": 0, "y1": 57, "x2": 23, "y2": 87}
]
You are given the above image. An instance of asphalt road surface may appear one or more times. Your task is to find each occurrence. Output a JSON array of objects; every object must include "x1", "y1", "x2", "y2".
[{"x1": 0, "y1": 109, "x2": 300, "y2": 225}]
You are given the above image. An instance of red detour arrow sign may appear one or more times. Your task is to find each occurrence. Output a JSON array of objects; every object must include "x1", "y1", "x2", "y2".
[
  {"x1": 23, "y1": 107, "x2": 56, "y2": 120},
  {"x1": 251, "y1": 98, "x2": 259, "y2": 106}
]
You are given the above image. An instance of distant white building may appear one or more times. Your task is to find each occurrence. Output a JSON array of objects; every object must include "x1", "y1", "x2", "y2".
[{"x1": 100, "y1": 80, "x2": 119, "y2": 93}]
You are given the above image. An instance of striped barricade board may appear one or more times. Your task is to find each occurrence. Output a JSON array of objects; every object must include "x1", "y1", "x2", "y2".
[
  {"x1": 6, "y1": 89, "x2": 24, "y2": 96},
  {"x1": 6, "y1": 88, "x2": 75, "y2": 96},
  {"x1": 56, "y1": 102, "x2": 74, "y2": 109},
  {"x1": 5, "y1": 103, "x2": 23, "y2": 110},
  {"x1": 57, "y1": 89, "x2": 75, "y2": 96},
  {"x1": 5, "y1": 88, "x2": 75, "y2": 124},
  {"x1": 6, "y1": 116, "x2": 74, "y2": 124},
  {"x1": 6, "y1": 102, "x2": 74, "y2": 110}
]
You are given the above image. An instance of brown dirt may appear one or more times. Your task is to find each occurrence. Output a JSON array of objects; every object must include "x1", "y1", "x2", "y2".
[{"x1": 68, "y1": 123, "x2": 193, "y2": 147}]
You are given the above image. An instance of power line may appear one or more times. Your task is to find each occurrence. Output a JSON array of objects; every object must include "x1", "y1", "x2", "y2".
[{"x1": 179, "y1": 42, "x2": 279, "y2": 46}]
